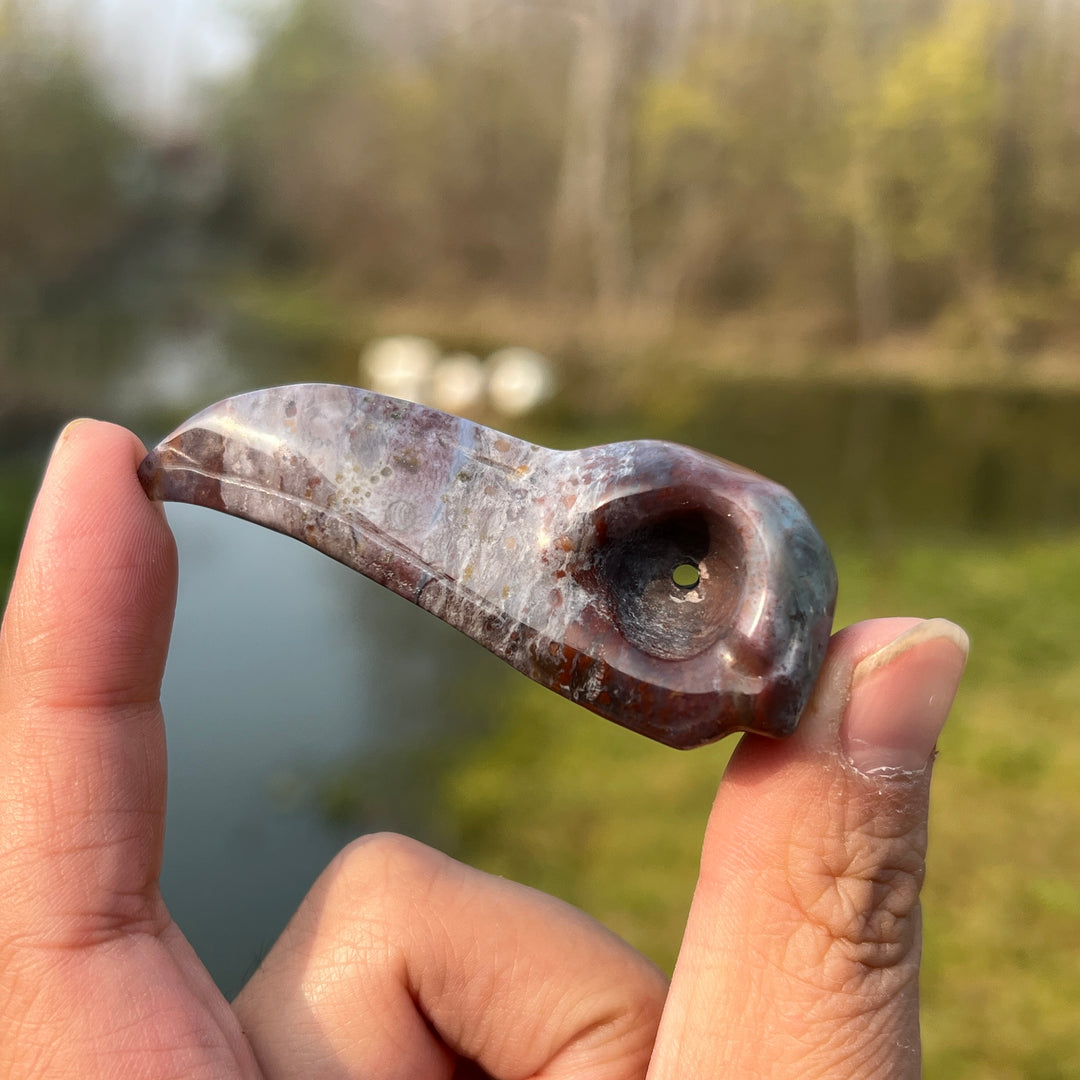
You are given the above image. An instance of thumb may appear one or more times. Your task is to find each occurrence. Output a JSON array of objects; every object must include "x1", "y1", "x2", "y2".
[
  {"x1": 0, "y1": 420, "x2": 178, "y2": 947},
  {"x1": 649, "y1": 617, "x2": 969, "y2": 1079}
]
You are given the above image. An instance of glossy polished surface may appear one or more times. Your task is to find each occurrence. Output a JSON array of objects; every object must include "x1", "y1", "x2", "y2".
[{"x1": 139, "y1": 384, "x2": 837, "y2": 748}]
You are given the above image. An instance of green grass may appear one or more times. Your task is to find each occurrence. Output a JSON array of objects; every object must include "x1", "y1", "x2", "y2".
[{"x1": 433, "y1": 531, "x2": 1080, "y2": 1078}]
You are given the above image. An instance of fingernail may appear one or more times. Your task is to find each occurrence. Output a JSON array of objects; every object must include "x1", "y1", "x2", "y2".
[
  {"x1": 57, "y1": 418, "x2": 93, "y2": 447},
  {"x1": 842, "y1": 619, "x2": 969, "y2": 774}
]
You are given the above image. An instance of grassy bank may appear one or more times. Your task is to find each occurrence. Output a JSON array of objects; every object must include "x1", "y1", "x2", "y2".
[
  {"x1": 221, "y1": 276, "x2": 1080, "y2": 400},
  {"x1": 433, "y1": 531, "x2": 1080, "y2": 1079}
]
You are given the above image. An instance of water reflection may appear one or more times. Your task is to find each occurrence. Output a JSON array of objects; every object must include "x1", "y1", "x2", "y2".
[{"x1": 111, "y1": 316, "x2": 242, "y2": 416}]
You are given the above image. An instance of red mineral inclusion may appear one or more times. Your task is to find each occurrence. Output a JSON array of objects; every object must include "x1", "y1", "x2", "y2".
[{"x1": 139, "y1": 384, "x2": 837, "y2": 748}]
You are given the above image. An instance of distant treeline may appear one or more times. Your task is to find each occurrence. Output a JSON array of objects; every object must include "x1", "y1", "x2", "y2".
[
  {"x1": 219, "y1": 0, "x2": 1080, "y2": 354},
  {"x1": 4, "y1": 0, "x2": 1080, "y2": 358}
]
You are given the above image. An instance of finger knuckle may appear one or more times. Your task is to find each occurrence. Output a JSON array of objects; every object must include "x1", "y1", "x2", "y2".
[
  {"x1": 332, "y1": 831, "x2": 445, "y2": 901},
  {"x1": 786, "y1": 790, "x2": 928, "y2": 980},
  {"x1": 313, "y1": 833, "x2": 449, "y2": 968}
]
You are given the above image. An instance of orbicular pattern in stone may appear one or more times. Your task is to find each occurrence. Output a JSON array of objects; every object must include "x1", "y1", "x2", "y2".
[{"x1": 138, "y1": 384, "x2": 837, "y2": 748}]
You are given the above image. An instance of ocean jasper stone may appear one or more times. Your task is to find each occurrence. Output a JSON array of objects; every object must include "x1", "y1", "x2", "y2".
[{"x1": 139, "y1": 384, "x2": 837, "y2": 748}]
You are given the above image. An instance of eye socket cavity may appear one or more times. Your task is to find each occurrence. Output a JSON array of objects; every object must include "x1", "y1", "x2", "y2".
[{"x1": 577, "y1": 493, "x2": 746, "y2": 663}]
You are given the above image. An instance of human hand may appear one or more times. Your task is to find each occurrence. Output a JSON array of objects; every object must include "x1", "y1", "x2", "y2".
[{"x1": 0, "y1": 420, "x2": 967, "y2": 1078}]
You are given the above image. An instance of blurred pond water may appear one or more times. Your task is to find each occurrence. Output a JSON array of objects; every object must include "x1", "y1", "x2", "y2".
[{"x1": 157, "y1": 503, "x2": 485, "y2": 994}]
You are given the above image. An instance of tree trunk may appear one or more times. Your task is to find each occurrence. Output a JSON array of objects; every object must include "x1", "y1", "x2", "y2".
[
  {"x1": 850, "y1": 125, "x2": 892, "y2": 342},
  {"x1": 829, "y1": 0, "x2": 892, "y2": 342},
  {"x1": 548, "y1": 0, "x2": 632, "y2": 309}
]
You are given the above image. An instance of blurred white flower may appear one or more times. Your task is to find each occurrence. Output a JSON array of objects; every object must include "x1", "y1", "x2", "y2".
[
  {"x1": 431, "y1": 352, "x2": 485, "y2": 413},
  {"x1": 360, "y1": 337, "x2": 555, "y2": 417},
  {"x1": 361, "y1": 336, "x2": 439, "y2": 403},
  {"x1": 486, "y1": 347, "x2": 554, "y2": 417}
]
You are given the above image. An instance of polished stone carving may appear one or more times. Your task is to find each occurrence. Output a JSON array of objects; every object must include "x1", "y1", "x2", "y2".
[{"x1": 139, "y1": 385, "x2": 837, "y2": 748}]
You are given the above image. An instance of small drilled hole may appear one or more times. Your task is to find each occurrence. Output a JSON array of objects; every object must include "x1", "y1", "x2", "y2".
[{"x1": 672, "y1": 561, "x2": 701, "y2": 589}]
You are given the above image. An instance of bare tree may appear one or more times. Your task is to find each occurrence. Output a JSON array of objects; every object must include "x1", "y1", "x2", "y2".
[
  {"x1": 827, "y1": 0, "x2": 893, "y2": 341},
  {"x1": 547, "y1": 0, "x2": 633, "y2": 308}
]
